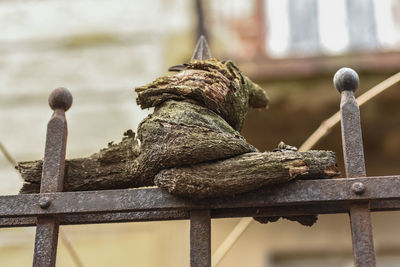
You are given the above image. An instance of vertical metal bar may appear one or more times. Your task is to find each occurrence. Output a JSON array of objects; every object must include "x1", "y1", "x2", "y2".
[
  {"x1": 190, "y1": 209, "x2": 211, "y2": 267},
  {"x1": 33, "y1": 217, "x2": 61, "y2": 267},
  {"x1": 33, "y1": 88, "x2": 72, "y2": 267},
  {"x1": 334, "y1": 68, "x2": 376, "y2": 267},
  {"x1": 194, "y1": 0, "x2": 207, "y2": 41},
  {"x1": 349, "y1": 202, "x2": 376, "y2": 266}
]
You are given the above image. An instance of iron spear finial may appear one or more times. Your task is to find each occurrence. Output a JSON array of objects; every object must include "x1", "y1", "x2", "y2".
[
  {"x1": 191, "y1": 35, "x2": 212, "y2": 61},
  {"x1": 168, "y1": 35, "x2": 213, "y2": 72}
]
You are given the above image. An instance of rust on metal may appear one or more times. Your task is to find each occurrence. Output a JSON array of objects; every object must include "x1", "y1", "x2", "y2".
[
  {"x1": 33, "y1": 216, "x2": 61, "y2": 267},
  {"x1": 33, "y1": 87, "x2": 72, "y2": 267},
  {"x1": 39, "y1": 197, "x2": 52, "y2": 209},
  {"x1": 0, "y1": 30, "x2": 396, "y2": 267},
  {"x1": 190, "y1": 209, "x2": 211, "y2": 267},
  {"x1": 0, "y1": 176, "x2": 400, "y2": 218},
  {"x1": 352, "y1": 182, "x2": 366, "y2": 195},
  {"x1": 2, "y1": 196, "x2": 400, "y2": 228},
  {"x1": 189, "y1": 36, "x2": 212, "y2": 267},
  {"x1": 349, "y1": 202, "x2": 377, "y2": 267},
  {"x1": 334, "y1": 68, "x2": 376, "y2": 267}
]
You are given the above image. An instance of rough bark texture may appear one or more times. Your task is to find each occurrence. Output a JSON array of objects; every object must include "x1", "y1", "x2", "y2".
[
  {"x1": 18, "y1": 130, "x2": 142, "y2": 194},
  {"x1": 135, "y1": 100, "x2": 256, "y2": 184},
  {"x1": 133, "y1": 58, "x2": 270, "y2": 189},
  {"x1": 18, "y1": 143, "x2": 339, "y2": 196},
  {"x1": 20, "y1": 59, "x2": 269, "y2": 194},
  {"x1": 17, "y1": 58, "x2": 341, "y2": 226},
  {"x1": 135, "y1": 59, "x2": 269, "y2": 131},
  {"x1": 155, "y1": 150, "x2": 338, "y2": 199},
  {"x1": 17, "y1": 58, "x2": 339, "y2": 227}
]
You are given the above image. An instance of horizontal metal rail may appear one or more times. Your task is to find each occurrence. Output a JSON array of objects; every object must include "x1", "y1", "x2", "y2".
[
  {"x1": 1, "y1": 199, "x2": 400, "y2": 228},
  {"x1": 0, "y1": 175, "x2": 399, "y2": 227}
]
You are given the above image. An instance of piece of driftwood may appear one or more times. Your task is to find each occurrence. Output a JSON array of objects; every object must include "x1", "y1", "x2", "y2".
[
  {"x1": 155, "y1": 150, "x2": 338, "y2": 199},
  {"x1": 18, "y1": 134, "x2": 339, "y2": 195},
  {"x1": 136, "y1": 59, "x2": 269, "y2": 131},
  {"x1": 17, "y1": 57, "x2": 341, "y2": 226},
  {"x1": 19, "y1": 59, "x2": 269, "y2": 194},
  {"x1": 134, "y1": 59, "x2": 269, "y2": 184},
  {"x1": 18, "y1": 130, "x2": 141, "y2": 194},
  {"x1": 135, "y1": 100, "x2": 257, "y2": 185}
]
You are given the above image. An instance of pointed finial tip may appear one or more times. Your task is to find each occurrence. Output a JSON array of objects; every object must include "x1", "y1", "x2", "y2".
[
  {"x1": 333, "y1": 67, "x2": 359, "y2": 93},
  {"x1": 191, "y1": 35, "x2": 212, "y2": 61}
]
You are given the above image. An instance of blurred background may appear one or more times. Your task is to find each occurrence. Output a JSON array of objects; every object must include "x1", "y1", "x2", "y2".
[{"x1": 1, "y1": 0, "x2": 400, "y2": 266}]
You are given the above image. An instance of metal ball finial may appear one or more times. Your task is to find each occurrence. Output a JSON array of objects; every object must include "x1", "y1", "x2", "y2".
[
  {"x1": 333, "y1": 67, "x2": 359, "y2": 93},
  {"x1": 48, "y1": 87, "x2": 73, "y2": 111}
]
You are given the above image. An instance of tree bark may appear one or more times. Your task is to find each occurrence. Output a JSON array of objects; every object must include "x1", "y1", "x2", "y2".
[
  {"x1": 17, "y1": 59, "x2": 339, "y2": 203},
  {"x1": 135, "y1": 59, "x2": 269, "y2": 131},
  {"x1": 18, "y1": 142, "x2": 338, "y2": 196},
  {"x1": 19, "y1": 59, "x2": 272, "y2": 195},
  {"x1": 18, "y1": 130, "x2": 142, "y2": 194},
  {"x1": 15, "y1": 58, "x2": 341, "y2": 227},
  {"x1": 155, "y1": 150, "x2": 339, "y2": 199}
]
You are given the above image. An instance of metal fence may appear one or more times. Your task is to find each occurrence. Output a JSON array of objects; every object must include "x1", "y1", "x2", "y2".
[{"x1": 0, "y1": 67, "x2": 398, "y2": 267}]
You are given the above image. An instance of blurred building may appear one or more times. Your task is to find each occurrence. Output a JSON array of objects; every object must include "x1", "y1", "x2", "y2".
[{"x1": 1, "y1": 0, "x2": 400, "y2": 266}]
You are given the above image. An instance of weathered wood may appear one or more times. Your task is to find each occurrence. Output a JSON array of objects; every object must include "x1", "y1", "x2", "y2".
[
  {"x1": 19, "y1": 59, "x2": 271, "y2": 195},
  {"x1": 18, "y1": 58, "x2": 339, "y2": 209},
  {"x1": 19, "y1": 99, "x2": 258, "y2": 194},
  {"x1": 18, "y1": 144, "x2": 339, "y2": 196},
  {"x1": 135, "y1": 59, "x2": 269, "y2": 131},
  {"x1": 135, "y1": 100, "x2": 257, "y2": 184},
  {"x1": 18, "y1": 130, "x2": 142, "y2": 194},
  {"x1": 155, "y1": 150, "x2": 339, "y2": 199}
]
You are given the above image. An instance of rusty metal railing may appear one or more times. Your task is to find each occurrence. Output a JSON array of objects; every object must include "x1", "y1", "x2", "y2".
[
  {"x1": 335, "y1": 67, "x2": 376, "y2": 266},
  {"x1": 0, "y1": 68, "x2": 399, "y2": 267}
]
